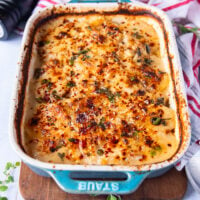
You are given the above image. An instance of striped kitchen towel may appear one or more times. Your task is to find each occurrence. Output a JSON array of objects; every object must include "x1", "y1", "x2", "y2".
[{"x1": 32, "y1": 0, "x2": 200, "y2": 170}]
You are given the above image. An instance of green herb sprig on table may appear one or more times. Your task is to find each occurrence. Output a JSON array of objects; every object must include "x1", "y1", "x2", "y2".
[
  {"x1": 107, "y1": 194, "x2": 121, "y2": 200},
  {"x1": 0, "y1": 162, "x2": 20, "y2": 200},
  {"x1": 175, "y1": 23, "x2": 200, "y2": 39}
]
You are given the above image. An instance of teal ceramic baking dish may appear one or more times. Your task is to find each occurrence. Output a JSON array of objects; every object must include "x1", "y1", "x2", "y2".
[{"x1": 10, "y1": 1, "x2": 191, "y2": 194}]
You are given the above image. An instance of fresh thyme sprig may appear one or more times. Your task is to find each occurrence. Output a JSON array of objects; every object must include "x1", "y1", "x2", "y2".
[
  {"x1": 175, "y1": 23, "x2": 200, "y2": 39},
  {"x1": 107, "y1": 194, "x2": 121, "y2": 200}
]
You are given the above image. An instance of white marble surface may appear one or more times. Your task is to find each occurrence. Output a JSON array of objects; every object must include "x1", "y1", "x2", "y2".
[{"x1": 0, "y1": 34, "x2": 200, "y2": 199}]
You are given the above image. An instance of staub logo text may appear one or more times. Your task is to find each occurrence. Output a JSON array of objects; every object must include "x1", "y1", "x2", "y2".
[{"x1": 78, "y1": 182, "x2": 119, "y2": 191}]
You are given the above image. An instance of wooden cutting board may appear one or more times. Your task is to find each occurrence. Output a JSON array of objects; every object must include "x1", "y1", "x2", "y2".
[{"x1": 19, "y1": 162, "x2": 187, "y2": 200}]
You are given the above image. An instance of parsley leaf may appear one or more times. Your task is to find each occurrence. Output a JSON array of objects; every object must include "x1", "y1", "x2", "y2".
[
  {"x1": 107, "y1": 194, "x2": 121, "y2": 200},
  {"x1": 66, "y1": 81, "x2": 76, "y2": 88},
  {"x1": 0, "y1": 186, "x2": 8, "y2": 192},
  {"x1": 0, "y1": 197, "x2": 8, "y2": 200}
]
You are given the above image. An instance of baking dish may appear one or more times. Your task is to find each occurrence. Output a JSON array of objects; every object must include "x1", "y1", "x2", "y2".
[{"x1": 9, "y1": 2, "x2": 191, "y2": 194}]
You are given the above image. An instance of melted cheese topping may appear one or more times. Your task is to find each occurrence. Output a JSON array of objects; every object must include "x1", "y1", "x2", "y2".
[{"x1": 22, "y1": 14, "x2": 180, "y2": 165}]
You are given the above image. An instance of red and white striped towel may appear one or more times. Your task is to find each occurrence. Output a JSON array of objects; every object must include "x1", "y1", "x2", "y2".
[{"x1": 32, "y1": 0, "x2": 200, "y2": 170}]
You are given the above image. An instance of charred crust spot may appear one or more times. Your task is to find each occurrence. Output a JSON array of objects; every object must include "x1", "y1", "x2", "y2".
[
  {"x1": 55, "y1": 31, "x2": 69, "y2": 39},
  {"x1": 43, "y1": 93, "x2": 51, "y2": 102},
  {"x1": 52, "y1": 59, "x2": 59, "y2": 65},
  {"x1": 86, "y1": 98, "x2": 94, "y2": 109},
  {"x1": 62, "y1": 90, "x2": 70, "y2": 98},
  {"x1": 81, "y1": 140, "x2": 87, "y2": 148},
  {"x1": 139, "y1": 155, "x2": 147, "y2": 161},
  {"x1": 111, "y1": 137, "x2": 119, "y2": 144},
  {"x1": 76, "y1": 113, "x2": 87, "y2": 123},
  {"x1": 137, "y1": 90, "x2": 145, "y2": 96},
  {"x1": 79, "y1": 126, "x2": 89, "y2": 135},
  {"x1": 34, "y1": 68, "x2": 44, "y2": 79},
  {"x1": 29, "y1": 117, "x2": 39, "y2": 126},
  {"x1": 98, "y1": 35, "x2": 105, "y2": 43},
  {"x1": 145, "y1": 136, "x2": 153, "y2": 147},
  {"x1": 89, "y1": 121, "x2": 98, "y2": 128}
]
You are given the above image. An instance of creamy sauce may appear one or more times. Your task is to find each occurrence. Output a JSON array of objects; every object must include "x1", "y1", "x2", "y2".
[{"x1": 22, "y1": 14, "x2": 180, "y2": 165}]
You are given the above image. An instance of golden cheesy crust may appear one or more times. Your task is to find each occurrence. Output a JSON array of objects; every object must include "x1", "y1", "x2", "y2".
[{"x1": 22, "y1": 14, "x2": 179, "y2": 165}]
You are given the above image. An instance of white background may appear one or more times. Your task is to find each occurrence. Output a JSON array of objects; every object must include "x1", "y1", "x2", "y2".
[{"x1": 0, "y1": 34, "x2": 200, "y2": 199}]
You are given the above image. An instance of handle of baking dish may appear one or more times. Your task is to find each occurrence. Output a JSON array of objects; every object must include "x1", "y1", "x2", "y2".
[
  {"x1": 47, "y1": 170, "x2": 150, "y2": 194},
  {"x1": 69, "y1": 0, "x2": 131, "y2": 3}
]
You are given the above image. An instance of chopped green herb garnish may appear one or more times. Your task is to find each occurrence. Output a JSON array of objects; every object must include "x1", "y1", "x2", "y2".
[
  {"x1": 112, "y1": 52, "x2": 119, "y2": 62},
  {"x1": 156, "y1": 97, "x2": 164, "y2": 105},
  {"x1": 150, "y1": 150, "x2": 156, "y2": 157},
  {"x1": 77, "y1": 49, "x2": 90, "y2": 55},
  {"x1": 151, "y1": 117, "x2": 161, "y2": 125},
  {"x1": 145, "y1": 44, "x2": 150, "y2": 54},
  {"x1": 133, "y1": 32, "x2": 142, "y2": 39},
  {"x1": 100, "y1": 117, "x2": 105, "y2": 123},
  {"x1": 41, "y1": 79, "x2": 49, "y2": 84},
  {"x1": 44, "y1": 40, "x2": 50, "y2": 45},
  {"x1": 58, "y1": 152, "x2": 65, "y2": 161},
  {"x1": 87, "y1": 26, "x2": 92, "y2": 30},
  {"x1": 69, "y1": 56, "x2": 76, "y2": 66},
  {"x1": 150, "y1": 145, "x2": 162, "y2": 157},
  {"x1": 96, "y1": 87, "x2": 120, "y2": 103},
  {"x1": 99, "y1": 117, "x2": 106, "y2": 131},
  {"x1": 69, "y1": 49, "x2": 90, "y2": 65},
  {"x1": 158, "y1": 70, "x2": 166, "y2": 74},
  {"x1": 70, "y1": 71, "x2": 75, "y2": 76},
  {"x1": 47, "y1": 82, "x2": 53, "y2": 89},
  {"x1": 68, "y1": 138, "x2": 75, "y2": 142},
  {"x1": 115, "y1": 92, "x2": 120, "y2": 97},
  {"x1": 154, "y1": 145, "x2": 162, "y2": 151},
  {"x1": 68, "y1": 138, "x2": 79, "y2": 144},
  {"x1": 35, "y1": 97, "x2": 44, "y2": 103},
  {"x1": 96, "y1": 88, "x2": 109, "y2": 94},
  {"x1": 52, "y1": 90, "x2": 61, "y2": 100},
  {"x1": 150, "y1": 99, "x2": 154, "y2": 104},
  {"x1": 66, "y1": 81, "x2": 76, "y2": 88},
  {"x1": 41, "y1": 79, "x2": 53, "y2": 89},
  {"x1": 108, "y1": 94, "x2": 115, "y2": 103},
  {"x1": 161, "y1": 118, "x2": 171, "y2": 126},
  {"x1": 136, "y1": 47, "x2": 141, "y2": 56},
  {"x1": 133, "y1": 130, "x2": 139, "y2": 137},
  {"x1": 82, "y1": 54, "x2": 90, "y2": 61},
  {"x1": 130, "y1": 76, "x2": 136, "y2": 81},
  {"x1": 113, "y1": 27, "x2": 119, "y2": 31},
  {"x1": 97, "y1": 149, "x2": 104, "y2": 156},
  {"x1": 121, "y1": 130, "x2": 139, "y2": 138},
  {"x1": 144, "y1": 58, "x2": 153, "y2": 65},
  {"x1": 151, "y1": 117, "x2": 170, "y2": 126}
]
